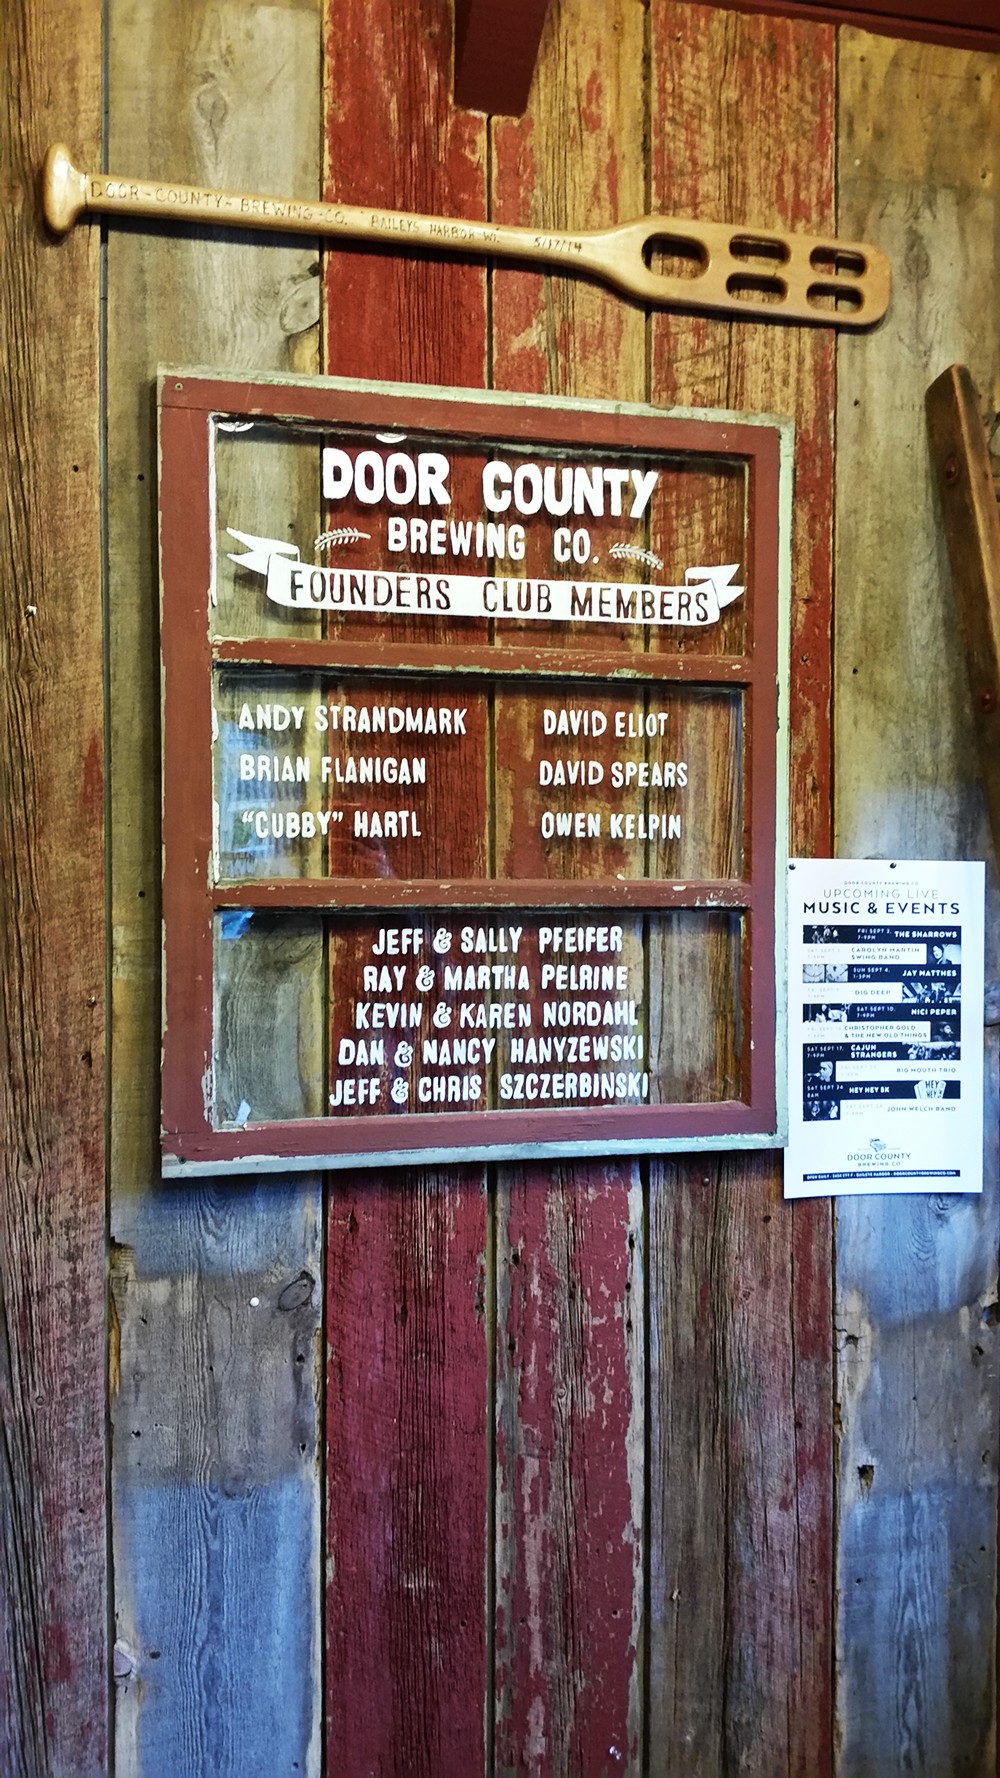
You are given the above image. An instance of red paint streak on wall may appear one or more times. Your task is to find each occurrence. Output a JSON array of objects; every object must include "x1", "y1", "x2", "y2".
[{"x1": 82, "y1": 733, "x2": 103, "y2": 821}]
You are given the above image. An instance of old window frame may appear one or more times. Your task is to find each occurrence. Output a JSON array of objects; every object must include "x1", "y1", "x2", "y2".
[{"x1": 159, "y1": 372, "x2": 791, "y2": 1174}]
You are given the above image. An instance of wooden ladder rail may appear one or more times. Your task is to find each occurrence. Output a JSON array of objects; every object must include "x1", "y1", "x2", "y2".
[{"x1": 926, "y1": 364, "x2": 1000, "y2": 868}]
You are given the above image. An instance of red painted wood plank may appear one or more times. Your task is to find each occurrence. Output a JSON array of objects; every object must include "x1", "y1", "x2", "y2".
[
  {"x1": 647, "y1": 7, "x2": 835, "y2": 1773},
  {"x1": 323, "y1": 4, "x2": 490, "y2": 1774},
  {"x1": 324, "y1": 0, "x2": 487, "y2": 389},
  {"x1": 453, "y1": 0, "x2": 551, "y2": 116},
  {"x1": 326, "y1": 1170, "x2": 489, "y2": 1776},
  {"x1": 495, "y1": 1164, "x2": 644, "y2": 1775},
  {"x1": 1, "y1": 6, "x2": 107, "y2": 1775},
  {"x1": 490, "y1": 3, "x2": 648, "y2": 1770}
]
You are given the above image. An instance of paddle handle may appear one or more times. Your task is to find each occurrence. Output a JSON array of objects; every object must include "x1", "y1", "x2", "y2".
[{"x1": 42, "y1": 143, "x2": 890, "y2": 328}]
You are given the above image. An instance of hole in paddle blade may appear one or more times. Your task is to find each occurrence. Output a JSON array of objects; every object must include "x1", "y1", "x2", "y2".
[
  {"x1": 725, "y1": 273, "x2": 786, "y2": 305},
  {"x1": 807, "y1": 281, "x2": 863, "y2": 313},
  {"x1": 729, "y1": 234, "x2": 790, "y2": 267},
  {"x1": 810, "y1": 245, "x2": 866, "y2": 278},
  {"x1": 642, "y1": 233, "x2": 707, "y2": 279}
]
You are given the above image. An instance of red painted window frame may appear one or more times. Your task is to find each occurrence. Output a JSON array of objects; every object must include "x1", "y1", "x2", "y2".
[{"x1": 158, "y1": 372, "x2": 787, "y2": 1174}]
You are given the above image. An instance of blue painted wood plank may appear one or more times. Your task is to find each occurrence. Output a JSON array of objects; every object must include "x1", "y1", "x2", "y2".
[
  {"x1": 834, "y1": 32, "x2": 1000, "y2": 1775},
  {"x1": 105, "y1": 4, "x2": 326, "y2": 1774}
]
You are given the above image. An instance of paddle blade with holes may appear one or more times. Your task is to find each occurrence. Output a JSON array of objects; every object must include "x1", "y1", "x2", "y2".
[
  {"x1": 592, "y1": 216, "x2": 888, "y2": 325},
  {"x1": 42, "y1": 143, "x2": 890, "y2": 328}
]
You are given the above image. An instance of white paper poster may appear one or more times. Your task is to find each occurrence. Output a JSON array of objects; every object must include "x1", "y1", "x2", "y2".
[{"x1": 784, "y1": 859, "x2": 984, "y2": 1198}]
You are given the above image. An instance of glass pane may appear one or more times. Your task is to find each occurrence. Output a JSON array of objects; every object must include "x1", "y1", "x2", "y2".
[
  {"x1": 214, "y1": 421, "x2": 325, "y2": 642},
  {"x1": 214, "y1": 910, "x2": 326, "y2": 1123},
  {"x1": 214, "y1": 668, "x2": 744, "y2": 883},
  {"x1": 644, "y1": 457, "x2": 748, "y2": 658},
  {"x1": 213, "y1": 667, "x2": 489, "y2": 880},
  {"x1": 646, "y1": 912, "x2": 743, "y2": 1102},
  {"x1": 494, "y1": 681, "x2": 743, "y2": 881},
  {"x1": 211, "y1": 908, "x2": 745, "y2": 1124},
  {"x1": 211, "y1": 416, "x2": 751, "y2": 657}
]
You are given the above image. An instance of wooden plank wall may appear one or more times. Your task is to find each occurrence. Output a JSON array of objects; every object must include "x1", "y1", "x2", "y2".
[
  {"x1": 833, "y1": 33, "x2": 1000, "y2": 1778},
  {"x1": 323, "y1": 2, "x2": 834, "y2": 1774},
  {"x1": 1, "y1": 5, "x2": 107, "y2": 1777}
]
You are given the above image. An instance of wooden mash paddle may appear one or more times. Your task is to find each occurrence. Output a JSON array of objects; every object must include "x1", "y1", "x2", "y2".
[{"x1": 42, "y1": 143, "x2": 890, "y2": 328}]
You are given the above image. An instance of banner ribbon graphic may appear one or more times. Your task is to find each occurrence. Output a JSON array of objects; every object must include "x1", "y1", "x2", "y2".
[{"x1": 227, "y1": 529, "x2": 744, "y2": 629}]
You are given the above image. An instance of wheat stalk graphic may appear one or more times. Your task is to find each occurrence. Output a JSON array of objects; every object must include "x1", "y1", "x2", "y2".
[
  {"x1": 314, "y1": 526, "x2": 371, "y2": 552},
  {"x1": 609, "y1": 542, "x2": 664, "y2": 570}
]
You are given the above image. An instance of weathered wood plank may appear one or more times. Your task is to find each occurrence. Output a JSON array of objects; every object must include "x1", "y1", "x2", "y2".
[
  {"x1": 494, "y1": 1163, "x2": 644, "y2": 1777},
  {"x1": 490, "y1": 0, "x2": 645, "y2": 413},
  {"x1": 834, "y1": 32, "x2": 1000, "y2": 1777},
  {"x1": 111, "y1": 1187, "x2": 323, "y2": 1777},
  {"x1": 647, "y1": 7, "x2": 836, "y2": 1773},
  {"x1": 490, "y1": 5, "x2": 647, "y2": 1771},
  {"x1": 105, "y1": 5, "x2": 325, "y2": 1775},
  {"x1": 926, "y1": 365, "x2": 1000, "y2": 874},
  {"x1": 325, "y1": 1169, "x2": 489, "y2": 1776},
  {"x1": 0, "y1": 5, "x2": 107, "y2": 1776},
  {"x1": 324, "y1": 0, "x2": 487, "y2": 386},
  {"x1": 323, "y1": 5, "x2": 491, "y2": 1773}
]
